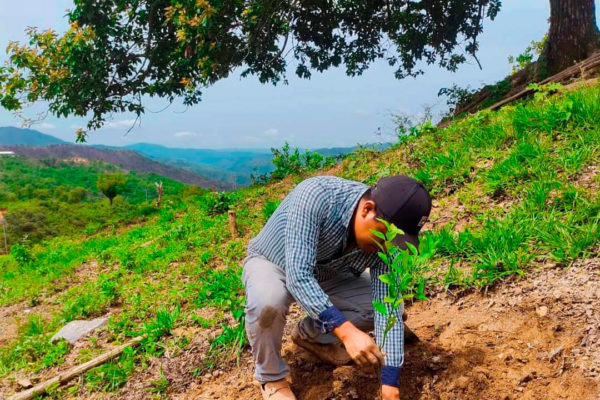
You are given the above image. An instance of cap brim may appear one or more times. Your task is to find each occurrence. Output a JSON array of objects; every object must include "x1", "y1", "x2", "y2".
[{"x1": 392, "y1": 232, "x2": 419, "y2": 251}]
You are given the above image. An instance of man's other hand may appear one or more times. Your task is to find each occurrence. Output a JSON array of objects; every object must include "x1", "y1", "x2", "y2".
[
  {"x1": 332, "y1": 321, "x2": 384, "y2": 367},
  {"x1": 382, "y1": 385, "x2": 400, "y2": 400}
]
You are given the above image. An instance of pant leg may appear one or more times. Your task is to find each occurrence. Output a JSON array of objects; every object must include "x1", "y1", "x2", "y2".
[
  {"x1": 298, "y1": 271, "x2": 374, "y2": 344},
  {"x1": 243, "y1": 256, "x2": 295, "y2": 382}
]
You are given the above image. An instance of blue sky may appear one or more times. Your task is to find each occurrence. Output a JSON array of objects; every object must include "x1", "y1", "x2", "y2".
[{"x1": 0, "y1": 1, "x2": 592, "y2": 149}]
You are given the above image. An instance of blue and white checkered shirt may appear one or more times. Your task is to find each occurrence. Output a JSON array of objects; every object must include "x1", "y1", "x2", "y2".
[{"x1": 247, "y1": 175, "x2": 404, "y2": 387}]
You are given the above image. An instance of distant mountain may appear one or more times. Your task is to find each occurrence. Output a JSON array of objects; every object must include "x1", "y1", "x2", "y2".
[
  {"x1": 122, "y1": 143, "x2": 381, "y2": 185},
  {"x1": 0, "y1": 126, "x2": 68, "y2": 146},
  {"x1": 0, "y1": 144, "x2": 233, "y2": 190},
  {"x1": 0, "y1": 126, "x2": 390, "y2": 187},
  {"x1": 123, "y1": 143, "x2": 273, "y2": 176}
]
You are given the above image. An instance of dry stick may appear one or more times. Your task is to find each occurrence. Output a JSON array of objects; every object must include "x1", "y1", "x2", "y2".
[
  {"x1": 8, "y1": 336, "x2": 144, "y2": 400},
  {"x1": 228, "y1": 210, "x2": 238, "y2": 239}
]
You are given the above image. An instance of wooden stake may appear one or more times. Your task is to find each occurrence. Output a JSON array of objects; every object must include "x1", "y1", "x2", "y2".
[
  {"x1": 8, "y1": 336, "x2": 144, "y2": 400},
  {"x1": 228, "y1": 210, "x2": 238, "y2": 239}
]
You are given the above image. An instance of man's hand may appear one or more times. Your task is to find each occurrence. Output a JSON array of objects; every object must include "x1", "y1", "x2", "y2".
[
  {"x1": 332, "y1": 321, "x2": 384, "y2": 367},
  {"x1": 382, "y1": 385, "x2": 399, "y2": 400}
]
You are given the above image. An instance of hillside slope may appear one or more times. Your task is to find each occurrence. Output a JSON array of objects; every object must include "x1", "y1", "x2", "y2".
[
  {"x1": 0, "y1": 126, "x2": 68, "y2": 145},
  {"x1": 1, "y1": 83, "x2": 600, "y2": 399},
  {"x1": 0, "y1": 144, "x2": 232, "y2": 190}
]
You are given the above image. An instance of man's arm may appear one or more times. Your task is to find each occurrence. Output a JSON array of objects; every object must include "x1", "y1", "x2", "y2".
[{"x1": 284, "y1": 180, "x2": 347, "y2": 332}]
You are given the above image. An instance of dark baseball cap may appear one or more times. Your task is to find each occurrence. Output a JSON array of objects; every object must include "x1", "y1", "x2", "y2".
[{"x1": 370, "y1": 175, "x2": 432, "y2": 249}]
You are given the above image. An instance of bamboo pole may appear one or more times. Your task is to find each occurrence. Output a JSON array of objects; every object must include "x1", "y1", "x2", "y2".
[{"x1": 8, "y1": 336, "x2": 144, "y2": 400}]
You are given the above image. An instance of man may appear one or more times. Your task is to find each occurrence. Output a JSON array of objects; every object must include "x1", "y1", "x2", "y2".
[{"x1": 243, "y1": 175, "x2": 432, "y2": 400}]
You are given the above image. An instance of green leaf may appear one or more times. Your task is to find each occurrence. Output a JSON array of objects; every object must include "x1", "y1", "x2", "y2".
[
  {"x1": 371, "y1": 229, "x2": 385, "y2": 240},
  {"x1": 378, "y1": 274, "x2": 393, "y2": 285},
  {"x1": 373, "y1": 300, "x2": 387, "y2": 315},
  {"x1": 377, "y1": 252, "x2": 389, "y2": 265}
]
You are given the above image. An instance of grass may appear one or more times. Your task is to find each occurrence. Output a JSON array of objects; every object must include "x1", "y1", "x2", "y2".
[{"x1": 1, "y1": 81, "x2": 600, "y2": 397}]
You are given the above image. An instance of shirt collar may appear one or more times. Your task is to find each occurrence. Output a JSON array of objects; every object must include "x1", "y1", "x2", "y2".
[{"x1": 340, "y1": 184, "x2": 369, "y2": 249}]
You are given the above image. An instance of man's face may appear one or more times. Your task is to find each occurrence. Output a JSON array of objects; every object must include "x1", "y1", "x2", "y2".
[{"x1": 353, "y1": 199, "x2": 387, "y2": 252}]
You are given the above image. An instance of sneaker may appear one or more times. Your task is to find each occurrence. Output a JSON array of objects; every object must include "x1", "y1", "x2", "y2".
[
  {"x1": 291, "y1": 324, "x2": 352, "y2": 366},
  {"x1": 260, "y1": 379, "x2": 297, "y2": 400}
]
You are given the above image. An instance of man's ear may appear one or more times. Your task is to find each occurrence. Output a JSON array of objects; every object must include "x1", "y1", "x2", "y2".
[{"x1": 361, "y1": 199, "x2": 377, "y2": 218}]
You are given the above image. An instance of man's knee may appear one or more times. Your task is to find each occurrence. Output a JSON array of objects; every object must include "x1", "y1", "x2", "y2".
[{"x1": 246, "y1": 290, "x2": 290, "y2": 330}]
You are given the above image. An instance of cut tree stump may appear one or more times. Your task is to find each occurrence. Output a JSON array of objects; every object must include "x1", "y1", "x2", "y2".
[{"x1": 8, "y1": 336, "x2": 144, "y2": 400}]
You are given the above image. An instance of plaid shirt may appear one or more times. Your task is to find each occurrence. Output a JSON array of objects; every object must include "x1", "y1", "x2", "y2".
[{"x1": 247, "y1": 175, "x2": 404, "y2": 387}]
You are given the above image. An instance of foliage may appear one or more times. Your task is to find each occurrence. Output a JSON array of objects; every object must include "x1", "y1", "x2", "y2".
[
  {"x1": 0, "y1": 0, "x2": 500, "y2": 137},
  {"x1": 97, "y1": 173, "x2": 127, "y2": 205},
  {"x1": 252, "y1": 142, "x2": 339, "y2": 184},
  {"x1": 371, "y1": 220, "x2": 432, "y2": 347},
  {"x1": 508, "y1": 35, "x2": 547, "y2": 74},
  {"x1": 438, "y1": 77, "x2": 511, "y2": 115},
  {"x1": 0, "y1": 157, "x2": 187, "y2": 245},
  {"x1": 202, "y1": 192, "x2": 235, "y2": 216},
  {"x1": 437, "y1": 84, "x2": 477, "y2": 114},
  {"x1": 262, "y1": 199, "x2": 281, "y2": 220}
]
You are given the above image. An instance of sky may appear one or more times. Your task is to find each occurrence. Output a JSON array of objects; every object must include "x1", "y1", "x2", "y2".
[{"x1": 0, "y1": 1, "x2": 593, "y2": 149}]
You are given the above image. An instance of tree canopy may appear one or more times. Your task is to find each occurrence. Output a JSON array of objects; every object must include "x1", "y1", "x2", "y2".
[
  {"x1": 97, "y1": 172, "x2": 127, "y2": 205},
  {"x1": 0, "y1": 0, "x2": 501, "y2": 140}
]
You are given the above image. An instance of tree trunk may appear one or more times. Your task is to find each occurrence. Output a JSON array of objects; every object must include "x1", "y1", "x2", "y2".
[{"x1": 542, "y1": 0, "x2": 600, "y2": 75}]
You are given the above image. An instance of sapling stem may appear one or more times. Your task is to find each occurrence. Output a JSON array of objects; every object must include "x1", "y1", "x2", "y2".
[{"x1": 371, "y1": 219, "x2": 430, "y2": 397}]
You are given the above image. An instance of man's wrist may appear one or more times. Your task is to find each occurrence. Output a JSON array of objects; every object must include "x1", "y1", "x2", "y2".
[
  {"x1": 317, "y1": 305, "x2": 348, "y2": 333},
  {"x1": 381, "y1": 365, "x2": 401, "y2": 387},
  {"x1": 331, "y1": 320, "x2": 355, "y2": 341}
]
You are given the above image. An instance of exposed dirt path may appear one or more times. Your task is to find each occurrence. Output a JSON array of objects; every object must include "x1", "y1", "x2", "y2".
[{"x1": 173, "y1": 258, "x2": 600, "y2": 400}]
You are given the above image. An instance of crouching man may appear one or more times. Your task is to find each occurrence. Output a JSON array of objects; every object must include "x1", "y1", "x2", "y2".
[{"x1": 243, "y1": 175, "x2": 432, "y2": 400}]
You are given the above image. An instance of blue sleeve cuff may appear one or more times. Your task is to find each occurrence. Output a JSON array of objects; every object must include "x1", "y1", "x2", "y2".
[
  {"x1": 317, "y1": 306, "x2": 347, "y2": 333},
  {"x1": 381, "y1": 366, "x2": 401, "y2": 387}
]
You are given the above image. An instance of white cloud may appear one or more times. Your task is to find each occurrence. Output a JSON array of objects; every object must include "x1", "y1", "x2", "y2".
[
  {"x1": 174, "y1": 131, "x2": 196, "y2": 137},
  {"x1": 36, "y1": 122, "x2": 55, "y2": 130},
  {"x1": 353, "y1": 109, "x2": 369, "y2": 117},
  {"x1": 263, "y1": 128, "x2": 279, "y2": 137},
  {"x1": 105, "y1": 119, "x2": 138, "y2": 129}
]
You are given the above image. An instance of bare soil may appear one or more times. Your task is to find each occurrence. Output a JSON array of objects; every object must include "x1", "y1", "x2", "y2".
[
  {"x1": 116, "y1": 258, "x2": 600, "y2": 400},
  {"x1": 4, "y1": 254, "x2": 599, "y2": 400}
]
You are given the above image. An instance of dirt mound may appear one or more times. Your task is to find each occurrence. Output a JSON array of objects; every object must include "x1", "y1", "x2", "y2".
[{"x1": 177, "y1": 259, "x2": 599, "y2": 400}]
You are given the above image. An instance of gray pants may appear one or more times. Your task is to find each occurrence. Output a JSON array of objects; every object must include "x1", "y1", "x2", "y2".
[{"x1": 242, "y1": 256, "x2": 375, "y2": 383}]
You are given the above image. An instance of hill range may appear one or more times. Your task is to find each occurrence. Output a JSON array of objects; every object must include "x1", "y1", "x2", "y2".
[{"x1": 0, "y1": 126, "x2": 376, "y2": 186}]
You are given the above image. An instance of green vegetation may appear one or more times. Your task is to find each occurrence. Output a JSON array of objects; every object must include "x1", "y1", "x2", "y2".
[
  {"x1": 371, "y1": 220, "x2": 430, "y2": 348},
  {"x1": 0, "y1": 156, "x2": 189, "y2": 246},
  {"x1": 252, "y1": 142, "x2": 340, "y2": 184},
  {"x1": 508, "y1": 35, "x2": 548, "y2": 75},
  {"x1": 1, "y1": 83, "x2": 600, "y2": 397},
  {"x1": 96, "y1": 172, "x2": 127, "y2": 206}
]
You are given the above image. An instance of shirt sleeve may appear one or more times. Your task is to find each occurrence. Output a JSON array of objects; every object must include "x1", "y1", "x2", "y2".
[
  {"x1": 284, "y1": 180, "x2": 348, "y2": 333},
  {"x1": 370, "y1": 259, "x2": 404, "y2": 387}
]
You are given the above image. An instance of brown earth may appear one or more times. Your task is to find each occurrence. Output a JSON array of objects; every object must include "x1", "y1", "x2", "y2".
[{"x1": 100, "y1": 258, "x2": 600, "y2": 400}]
